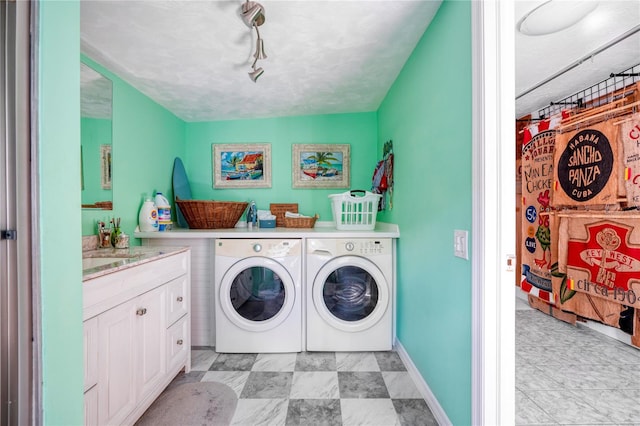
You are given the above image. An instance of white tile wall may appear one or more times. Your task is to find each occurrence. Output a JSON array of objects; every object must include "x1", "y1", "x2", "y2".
[{"x1": 143, "y1": 238, "x2": 214, "y2": 346}]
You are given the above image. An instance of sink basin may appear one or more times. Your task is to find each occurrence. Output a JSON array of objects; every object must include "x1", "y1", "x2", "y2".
[{"x1": 82, "y1": 257, "x2": 128, "y2": 270}]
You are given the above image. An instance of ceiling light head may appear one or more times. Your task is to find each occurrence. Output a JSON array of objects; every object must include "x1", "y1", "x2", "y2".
[
  {"x1": 241, "y1": 1, "x2": 267, "y2": 82},
  {"x1": 248, "y1": 66, "x2": 264, "y2": 82},
  {"x1": 254, "y1": 38, "x2": 267, "y2": 60},
  {"x1": 241, "y1": 1, "x2": 265, "y2": 27},
  {"x1": 517, "y1": 0, "x2": 599, "y2": 36}
]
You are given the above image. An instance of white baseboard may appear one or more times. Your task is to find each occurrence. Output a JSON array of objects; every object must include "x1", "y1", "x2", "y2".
[
  {"x1": 394, "y1": 339, "x2": 452, "y2": 426},
  {"x1": 579, "y1": 318, "x2": 633, "y2": 346}
]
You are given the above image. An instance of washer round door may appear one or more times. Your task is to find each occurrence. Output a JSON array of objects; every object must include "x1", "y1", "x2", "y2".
[
  {"x1": 219, "y1": 257, "x2": 296, "y2": 332},
  {"x1": 312, "y1": 256, "x2": 389, "y2": 332}
]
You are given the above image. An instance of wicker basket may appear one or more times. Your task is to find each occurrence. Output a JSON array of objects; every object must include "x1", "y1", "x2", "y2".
[
  {"x1": 283, "y1": 214, "x2": 319, "y2": 228},
  {"x1": 175, "y1": 199, "x2": 248, "y2": 229},
  {"x1": 270, "y1": 203, "x2": 298, "y2": 227}
]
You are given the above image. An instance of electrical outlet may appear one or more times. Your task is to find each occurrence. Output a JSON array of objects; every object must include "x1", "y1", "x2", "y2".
[{"x1": 454, "y1": 230, "x2": 468, "y2": 260}]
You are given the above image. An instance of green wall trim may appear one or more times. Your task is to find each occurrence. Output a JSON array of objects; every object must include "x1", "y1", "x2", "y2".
[{"x1": 39, "y1": 1, "x2": 84, "y2": 424}]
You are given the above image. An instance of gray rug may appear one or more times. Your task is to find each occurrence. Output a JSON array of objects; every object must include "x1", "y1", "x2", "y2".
[{"x1": 136, "y1": 382, "x2": 238, "y2": 426}]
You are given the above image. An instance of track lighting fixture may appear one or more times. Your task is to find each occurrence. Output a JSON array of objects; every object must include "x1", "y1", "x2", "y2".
[
  {"x1": 248, "y1": 66, "x2": 264, "y2": 82},
  {"x1": 241, "y1": 0, "x2": 264, "y2": 27},
  {"x1": 241, "y1": 0, "x2": 267, "y2": 82},
  {"x1": 254, "y1": 37, "x2": 267, "y2": 60}
]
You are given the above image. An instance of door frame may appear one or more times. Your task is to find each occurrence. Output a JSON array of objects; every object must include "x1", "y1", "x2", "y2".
[
  {"x1": 1, "y1": 1, "x2": 36, "y2": 424},
  {"x1": 471, "y1": 1, "x2": 516, "y2": 424}
]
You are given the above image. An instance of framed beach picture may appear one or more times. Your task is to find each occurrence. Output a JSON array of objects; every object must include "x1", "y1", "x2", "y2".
[
  {"x1": 292, "y1": 144, "x2": 350, "y2": 188},
  {"x1": 213, "y1": 143, "x2": 271, "y2": 188},
  {"x1": 100, "y1": 144, "x2": 112, "y2": 190}
]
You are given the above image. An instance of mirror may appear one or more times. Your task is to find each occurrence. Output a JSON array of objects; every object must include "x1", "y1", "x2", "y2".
[{"x1": 81, "y1": 63, "x2": 113, "y2": 210}]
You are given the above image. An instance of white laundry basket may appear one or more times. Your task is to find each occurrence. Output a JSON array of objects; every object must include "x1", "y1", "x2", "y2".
[{"x1": 329, "y1": 190, "x2": 381, "y2": 230}]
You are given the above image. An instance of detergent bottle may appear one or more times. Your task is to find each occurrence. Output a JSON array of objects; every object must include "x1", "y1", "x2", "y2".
[
  {"x1": 154, "y1": 192, "x2": 172, "y2": 231},
  {"x1": 138, "y1": 197, "x2": 159, "y2": 232}
]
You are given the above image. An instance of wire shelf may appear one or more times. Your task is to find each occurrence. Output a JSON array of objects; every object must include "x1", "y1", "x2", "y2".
[{"x1": 538, "y1": 63, "x2": 640, "y2": 119}]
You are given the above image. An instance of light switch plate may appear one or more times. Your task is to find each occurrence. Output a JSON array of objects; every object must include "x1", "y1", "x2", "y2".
[{"x1": 454, "y1": 230, "x2": 469, "y2": 260}]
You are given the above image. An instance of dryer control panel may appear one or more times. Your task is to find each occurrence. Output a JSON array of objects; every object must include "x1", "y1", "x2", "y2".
[
  {"x1": 308, "y1": 238, "x2": 391, "y2": 256},
  {"x1": 343, "y1": 239, "x2": 388, "y2": 255}
]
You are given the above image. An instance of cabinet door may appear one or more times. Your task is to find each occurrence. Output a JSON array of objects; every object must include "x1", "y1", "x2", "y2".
[
  {"x1": 136, "y1": 285, "x2": 167, "y2": 399},
  {"x1": 83, "y1": 317, "x2": 98, "y2": 392},
  {"x1": 97, "y1": 300, "x2": 137, "y2": 425},
  {"x1": 166, "y1": 314, "x2": 189, "y2": 374},
  {"x1": 167, "y1": 275, "x2": 188, "y2": 326}
]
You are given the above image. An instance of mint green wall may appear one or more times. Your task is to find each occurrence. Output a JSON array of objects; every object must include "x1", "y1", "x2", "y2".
[
  {"x1": 81, "y1": 117, "x2": 112, "y2": 205},
  {"x1": 80, "y1": 57, "x2": 185, "y2": 240},
  {"x1": 38, "y1": 1, "x2": 471, "y2": 423},
  {"x1": 184, "y1": 113, "x2": 378, "y2": 220},
  {"x1": 38, "y1": 1, "x2": 84, "y2": 424},
  {"x1": 377, "y1": 1, "x2": 472, "y2": 424}
]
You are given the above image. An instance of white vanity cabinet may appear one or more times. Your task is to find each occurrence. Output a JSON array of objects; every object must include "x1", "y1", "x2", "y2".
[{"x1": 83, "y1": 249, "x2": 190, "y2": 426}]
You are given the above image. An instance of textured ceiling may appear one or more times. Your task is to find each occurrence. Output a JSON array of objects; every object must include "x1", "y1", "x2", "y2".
[
  {"x1": 515, "y1": 0, "x2": 640, "y2": 118},
  {"x1": 81, "y1": 63, "x2": 112, "y2": 118},
  {"x1": 80, "y1": 1, "x2": 640, "y2": 123},
  {"x1": 81, "y1": 0, "x2": 442, "y2": 122}
]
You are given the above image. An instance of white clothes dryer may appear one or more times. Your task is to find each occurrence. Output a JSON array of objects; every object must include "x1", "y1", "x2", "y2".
[
  {"x1": 306, "y1": 238, "x2": 393, "y2": 351},
  {"x1": 215, "y1": 239, "x2": 302, "y2": 353}
]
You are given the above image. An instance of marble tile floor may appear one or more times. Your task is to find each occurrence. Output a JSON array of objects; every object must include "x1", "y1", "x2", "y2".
[
  {"x1": 167, "y1": 348, "x2": 439, "y2": 426},
  {"x1": 516, "y1": 305, "x2": 640, "y2": 425}
]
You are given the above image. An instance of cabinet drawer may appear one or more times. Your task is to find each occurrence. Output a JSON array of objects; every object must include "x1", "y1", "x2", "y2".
[
  {"x1": 166, "y1": 315, "x2": 189, "y2": 374},
  {"x1": 83, "y1": 317, "x2": 98, "y2": 392},
  {"x1": 83, "y1": 251, "x2": 188, "y2": 320},
  {"x1": 166, "y1": 275, "x2": 189, "y2": 326}
]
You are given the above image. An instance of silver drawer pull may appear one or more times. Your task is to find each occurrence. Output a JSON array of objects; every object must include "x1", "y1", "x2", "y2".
[
  {"x1": 176, "y1": 339, "x2": 183, "y2": 345},
  {"x1": 136, "y1": 308, "x2": 147, "y2": 316},
  {"x1": 177, "y1": 296, "x2": 183, "y2": 302}
]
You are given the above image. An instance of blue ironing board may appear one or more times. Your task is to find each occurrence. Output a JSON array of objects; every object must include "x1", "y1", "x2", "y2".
[{"x1": 172, "y1": 157, "x2": 192, "y2": 228}]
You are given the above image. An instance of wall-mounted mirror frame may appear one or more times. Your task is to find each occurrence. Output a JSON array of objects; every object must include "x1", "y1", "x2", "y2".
[{"x1": 81, "y1": 62, "x2": 113, "y2": 210}]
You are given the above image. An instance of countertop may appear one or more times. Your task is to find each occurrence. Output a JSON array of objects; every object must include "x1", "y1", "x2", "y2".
[
  {"x1": 82, "y1": 246, "x2": 189, "y2": 281},
  {"x1": 133, "y1": 221, "x2": 400, "y2": 239}
]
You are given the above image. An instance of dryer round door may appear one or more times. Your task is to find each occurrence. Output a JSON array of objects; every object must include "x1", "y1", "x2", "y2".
[
  {"x1": 312, "y1": 256, "x2": 389, "y2": 332},
  {"x1": 219, "y1": 257, "x2": 296, "y2": 332}
]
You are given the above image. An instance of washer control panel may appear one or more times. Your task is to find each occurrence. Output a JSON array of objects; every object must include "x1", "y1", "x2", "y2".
[{"x1": 216, "y1": 239, "x2": 301, "y2": 257}]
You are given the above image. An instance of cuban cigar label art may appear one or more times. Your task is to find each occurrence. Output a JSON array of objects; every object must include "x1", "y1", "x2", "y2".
[
  {"x1": 566, "y1": 221, "x2": 640, "y2": 308},
  {"x1": 521, "y1": 129, "x2": 555, "y2": 293}
]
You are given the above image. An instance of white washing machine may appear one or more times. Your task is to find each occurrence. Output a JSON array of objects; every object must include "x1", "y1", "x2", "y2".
[
  {"x1": 306, "y1": 238, "x2": 393, "y2": 351},
  {"x1": 215, "y1": 238, "x2": 302, "y2": 353}
]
